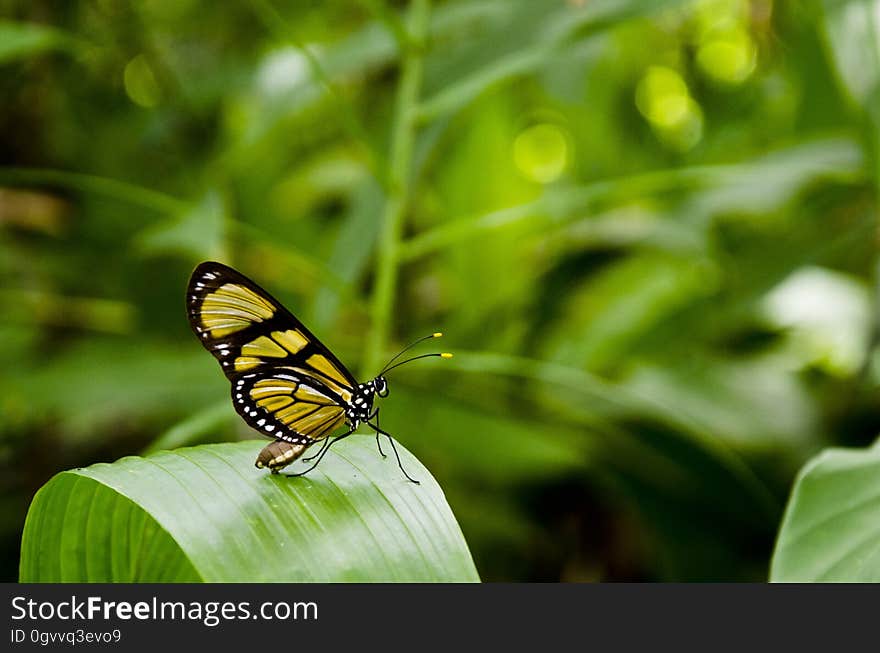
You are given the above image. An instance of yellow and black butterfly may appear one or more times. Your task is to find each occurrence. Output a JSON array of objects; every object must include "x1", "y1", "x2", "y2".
[{"x1": 186, "y1": 261, "x2": 450, "y2": 482}]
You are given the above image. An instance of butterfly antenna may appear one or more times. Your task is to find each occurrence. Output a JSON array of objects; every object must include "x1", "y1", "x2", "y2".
[
  {"x1": 382, "y1": 352, "x2": 453, "y2": 375},
  {"x1": 380, "y1": 332, "x2": 445, "y2": 375}
]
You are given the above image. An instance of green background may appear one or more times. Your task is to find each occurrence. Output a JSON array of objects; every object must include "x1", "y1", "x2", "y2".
[{"x1": 2, "y1": 0, "x2": 879, "y2": 581}]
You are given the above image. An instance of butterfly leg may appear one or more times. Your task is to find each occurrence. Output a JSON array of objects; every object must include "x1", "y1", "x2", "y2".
[
  {"x1": 286, "y1": 427, "x2": 356, "y2": 478},
  {"x1": 301, "y1": 436, "x2": 331, "y2": 463},
  {"x1": 371, "y1": 408, "x2": 387, "y2": 458},
  {"x1": 367, "y1": 422, "x2": 420, "y2": 484}
]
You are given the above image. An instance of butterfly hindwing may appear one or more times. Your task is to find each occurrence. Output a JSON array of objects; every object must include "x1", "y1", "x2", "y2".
[
  {"x1": 187, "y1": 261, "x2": 356, "y2": 443},
  {"x1": 232, "y1": 371, "x2": 347, "y2": 444}
]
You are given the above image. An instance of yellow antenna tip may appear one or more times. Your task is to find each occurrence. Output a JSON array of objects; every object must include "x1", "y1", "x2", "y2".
[
  {"x1": 433, "y1": 332, "x2": 443, "y2": 338},
  {"x1": 441, "y1": 352, "x2": 453, "y2": 358}
]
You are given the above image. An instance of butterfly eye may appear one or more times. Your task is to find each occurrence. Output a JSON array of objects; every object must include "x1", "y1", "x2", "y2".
[{"x1": 376, "y1": 377, "x2": 389, "y2": 397}]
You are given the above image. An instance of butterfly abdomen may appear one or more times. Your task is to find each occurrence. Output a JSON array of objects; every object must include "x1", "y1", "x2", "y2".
[{"x1": 255, "y1": 440, "x2": 307, "y2": 473}]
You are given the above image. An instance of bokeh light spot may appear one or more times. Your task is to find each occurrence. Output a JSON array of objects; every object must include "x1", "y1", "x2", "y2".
[
  {"x1": 635, "y1": 66, "x2": 689, "y2": 127},
  {"x1": 123, "y1": 54, "x2": 161, "y2": 108},
  {"x1": 513, "y1": 123, "x2": 570, "y2": 184},
  {"x1": 697, "y1": 29, "x2": 757, "y2": 85},
  {"x1": 662, "y1": 97, "x2": 704, "y2": 151},
  {"x1": 635, "y1": 66, "x2": 703, "y2": 151}
]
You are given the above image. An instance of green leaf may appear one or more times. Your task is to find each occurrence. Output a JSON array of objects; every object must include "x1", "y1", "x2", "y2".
[
  {"x1": 0, "y1": 21, "x2": 78, "y2": 64},
  {"x1": 20, "y1": 439, "x2": 478, "y2": 582},
  {"x1": 770, "y1": 439, "x2": 880, "y2": 581}
]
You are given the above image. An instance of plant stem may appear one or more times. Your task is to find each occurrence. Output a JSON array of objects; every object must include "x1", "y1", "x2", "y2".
[{"x1": 363, "y1": 0, "x2": 430, "y2": 377}]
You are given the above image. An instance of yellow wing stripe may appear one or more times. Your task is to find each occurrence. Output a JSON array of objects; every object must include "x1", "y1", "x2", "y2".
[
  {"x1": 199, "y1": 299, "x2": 267, "y2": 319},
  {"x1": 294, "y1": 384, "x2": 335, "y2": 405},
  {"x1": 272, "y1": 329, "x2": 308, "y2": 354},
  {"x1": 250, "y1": 379, "x2": 297, "y2": 398},
  {"x1": 234, "y1": 357, "x2": 263, "y2": 372},
  {"x1": 306, "y1": 354, "x2": 350, "y2": 388},
  {"x1": 276, "y1": 402, "x2": 320, "y2": 424},
  {"x1": 255, "y1": 395, "x2": 293, "y2": 411},
  {"x1": 203, "y1": 322, "x2": 251, "y2": 338},
  {"x1": 290, "y1": 406, "x2": 345, "y2": 436},
  {"x1": 241, "y1": 335, "x2": 287, "y2": 358},
  {"x1": 209, "y1": 284, "x2": 275, "y2": 317},
  {"x1": 199, "y1": 283, "x2": 276, "y2": 338},
  {"x1": 314, "y1": 412, "x2": 345, "y2": 438},
  {"x1": 290, "y1": 367, "x2": 352, "y2": 403}
]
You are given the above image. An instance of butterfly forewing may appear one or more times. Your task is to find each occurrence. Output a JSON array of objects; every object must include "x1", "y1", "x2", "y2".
[{"x1": 187, "y1": 261, "x2": 357, "y2": 444}]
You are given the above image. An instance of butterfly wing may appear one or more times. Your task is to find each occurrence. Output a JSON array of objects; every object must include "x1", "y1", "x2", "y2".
[
  {"x1": 232, "y1": 370, "x2": 347, "y2": 445},
  {"x1": 187, "y1": 261, "x2": 357, "y2": 444}
]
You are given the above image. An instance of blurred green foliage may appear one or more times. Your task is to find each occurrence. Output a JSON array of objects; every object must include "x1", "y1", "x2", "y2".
[{"x1": 1, "y1": 0, "x2": 878, "y2": 581}]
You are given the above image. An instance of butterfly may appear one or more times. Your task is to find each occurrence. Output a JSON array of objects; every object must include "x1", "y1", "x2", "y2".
[{"x1": 186, "y1": 261, "x2": 451, "y2": 482}]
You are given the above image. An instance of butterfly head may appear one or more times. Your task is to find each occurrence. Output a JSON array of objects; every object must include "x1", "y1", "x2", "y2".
[
  {"x1": 374, "y1": 375, "x2": 389, "y2": 398},
  {"x1": 348, "y1": 333, "x2": 452, "y2": 425},
  {"x1": 349, "y1": 380, "x2": 381, "y2": 424}
]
